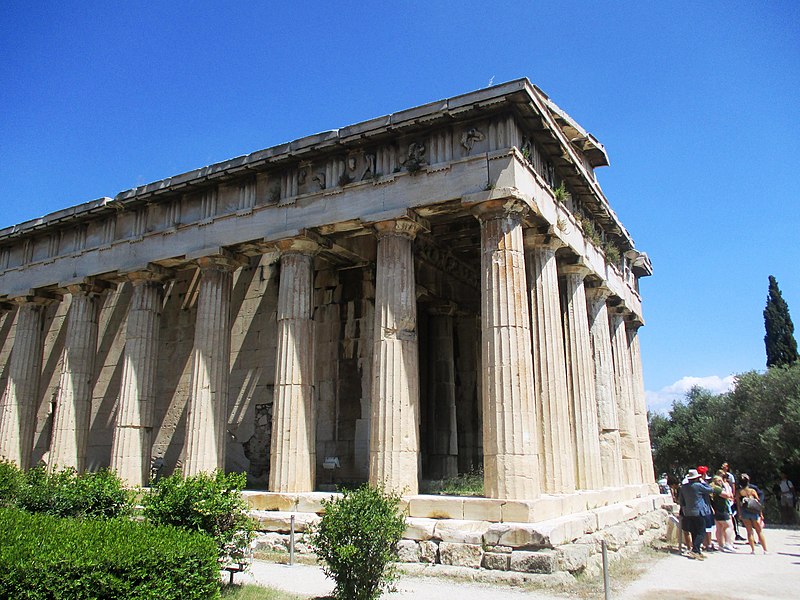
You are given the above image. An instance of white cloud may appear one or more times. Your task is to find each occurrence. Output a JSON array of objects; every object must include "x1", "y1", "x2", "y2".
[{"x1": 646, "y1": 375, "x2": 736, "y2": 415}]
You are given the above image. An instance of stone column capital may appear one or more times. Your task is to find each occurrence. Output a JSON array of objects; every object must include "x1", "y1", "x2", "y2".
[
  {"x1": 625, "y1": 316, "x2": 644, "y2": 331},
  {"x1": 194, "y1": 250, "x2": 245, "y2": 272},
  {"x1": 276, "y1": 237, "x2": 320, "y2": 256},
  {"x1": 10, "y1": 291, "x2": 60, "y2": 306},
  {"x1": 64, "y1": 278, "x2": 113, "y2": 297},
  {"x1": 585, "y1": 285, "x2": 612, "y2": 303},
  {"x1": 523, "y1": 230, "x2": 565, "y2": 252},
  {"x1": 373, "y1": 217, "x2": 425, "y2": 240},
  {"x1": 427, "y1": 302, "x2": 457, "y2": 317},
  {"x1": 122, "y1": 265, "x2": 174, "y2": 285},
  {"x1": 559, "y1": 263, "x2": 591, "y2": 279},
  {"x1": 471, "y1": 198, "x2": 530, "y2": 223}
]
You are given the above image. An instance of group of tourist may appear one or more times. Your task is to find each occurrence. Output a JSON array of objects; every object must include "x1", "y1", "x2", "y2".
[{"x1": 675, "y1": 462, "x2": 770, "y2": 560}]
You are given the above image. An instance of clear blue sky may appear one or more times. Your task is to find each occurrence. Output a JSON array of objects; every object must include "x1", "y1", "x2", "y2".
[{"x1": 1, "y1": 2, "x2": 798, "y2": 411}]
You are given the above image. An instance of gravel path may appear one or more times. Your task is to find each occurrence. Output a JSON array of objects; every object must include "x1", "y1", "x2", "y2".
[{"x1": 236, "y1": 527, "x2": 800, "y2": 599}]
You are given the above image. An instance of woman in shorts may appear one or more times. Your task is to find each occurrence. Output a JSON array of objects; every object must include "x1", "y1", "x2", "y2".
[
  {"x1": 738, "y1": 473, "x2": 768, "y2": 554},
  {"x1": 711, "y1": 475, "x2": 735, "y2": 552}
]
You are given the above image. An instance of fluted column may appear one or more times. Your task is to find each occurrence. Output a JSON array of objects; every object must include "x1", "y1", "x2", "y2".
[
  {"x1": 627, "y1": 322, "x2": 656, "y2": 484},
  {"x1": 269, "y1": 239, "x2": 318, "y2": 492},
  {"x1": 110, "y1": 270, "x2": 167, "y2": 486},
  {"x1": 560, "y1": 265, "x2": 603, "y2": 490},
  {"x1": 427, "y1": 305, "x2": 458, "y2": 479},
  {"x1": 369, "y1": 218, "x2": 422, "y2": 494},
  {"x1": 525, "y1": 233, "x2": 575, "y2": 494},
  {"x1": 473, "y1": 200, "x2": 539, "y2": 500},
  {"x1": 0, "y1": 296, "x2": 52, "y2": 468},
  {"x1": 183, "y1": 255, "x2": 236, "y2": 476},
  {"x1": 455, "y1": 314, "x2": 480, "y2": 474},
  {"x1": 50, "y1": 283, "x2": 103, "y2": 471},
  {"x1": 586, "y1": 286, "x2": 623, "y2": 488},
  {"x1": 609, "y1": 307, "x2": 640, "y2": 485}
]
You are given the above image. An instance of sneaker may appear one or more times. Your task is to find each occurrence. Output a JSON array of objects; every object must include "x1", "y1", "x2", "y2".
[
  {"x1": 722, "y1": 545, "x2": 736, "y2": 553},
  {"x1": 735, "y1": 535, "x2": 745, "y2": 541}
]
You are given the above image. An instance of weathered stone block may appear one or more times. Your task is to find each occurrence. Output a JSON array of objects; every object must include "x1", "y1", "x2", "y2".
[
  {"x1": 252, "y1": 510, "x2": 319, "y2": 533},
  {"x1": 408, "y1": 496, "x2": 464, "y2": 519},
  {"x1": 556, "y1": 544, "x2": 590, "y2": 573},
  {"x1": 296, "y1": 492, "x2": 337, "y2": 513},
  {"x1": 404, "y1": 517, "x2": 437, "y2": 541},
  {"x1": 484, "y1": 523, "x2": 549, "y2": 549},
  {"x1": 482, "y1": 552, "x2": 510, "y2": 571},
  {"x1": 419, "y1": 540, "x2": 438, "y2": 563},
  {"x1": 509, "y1": 550, "x2": 556, "y2": 574},
  {"x1": 439, "y1": 542, "x2": 482, "y2": 568},
  {"x1": 463, "y1": 498, "x2": 503, "y2": 522},
  {"x1": 434, "y1": 519, "x2": 490, "y2": 544},
  {"x1": 396, "y1": 539, "x2": 420, "y2": 563},
  {"x1": 243, "y1": 492, "x2": 297, "y2": 511},
  {"x1": 593, "y1": 503, "x2": 628, "y2": 529},
  {"x1": 253, "y1": 532, "x2": 288, "y2": 552}
]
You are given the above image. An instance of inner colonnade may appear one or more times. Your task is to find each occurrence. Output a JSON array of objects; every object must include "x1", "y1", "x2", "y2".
[{"x1": 0, "y1": 79, "x2": 656, "y2": 501}]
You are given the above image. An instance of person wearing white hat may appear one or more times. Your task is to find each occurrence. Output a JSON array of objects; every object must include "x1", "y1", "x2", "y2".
[{"x1": 678, "y1": 469, "x2": 714, "y2": 559}]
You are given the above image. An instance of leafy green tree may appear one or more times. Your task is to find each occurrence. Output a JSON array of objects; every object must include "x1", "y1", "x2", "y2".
[
  {"x1": 764, "y1": 275, "x2": 798, "y2": 368},
  {"x1": 310, "y1": 485, "x2": 406, "y2": 600},
  {"x1": 143, "y1": 470, "x2": 255, "y2": 565}
]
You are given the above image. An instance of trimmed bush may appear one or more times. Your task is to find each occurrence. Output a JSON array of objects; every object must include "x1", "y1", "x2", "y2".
[
  {"x1": 0, "y1": 507, "x2": 220, "y2": 600},
  {"x1": 310, "y1": 485, "x2": 406, "y2": 600},
  {"x1": 15, "y1": 465, "x2": 132, "y2": 519},
  {"x1": 0, "y1": 460, "x2": 23, "y2": 507},
  {"x1": 144, "y1": 470, "x2": 255, "y2": 564}
]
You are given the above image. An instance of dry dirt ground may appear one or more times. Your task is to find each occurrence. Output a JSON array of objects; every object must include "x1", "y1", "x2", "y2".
[{"x1": 238, "y1": 527, "x2": 800, "y2": 599}]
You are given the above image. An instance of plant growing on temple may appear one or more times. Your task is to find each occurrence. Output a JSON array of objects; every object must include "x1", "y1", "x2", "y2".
[
  {"x1": 764, "y1": 275, "x2": 798, "y2": 368},
  {"x1": 553, "y1": 181, "x2": 568, "y2": 203},
  {"x1": 602, "y1": 241, "x2": 621, "y2": 266},
  {"x1": 143, "y1": 470, "x2": 255, "y2": 565},
  {"x1": 310, "y1": 485, "x2": 406, "y2": 600}
]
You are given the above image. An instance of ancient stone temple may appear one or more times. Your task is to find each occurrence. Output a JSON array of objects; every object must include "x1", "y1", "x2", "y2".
[{"x1": 0, "y1": 80, "x2": 669, "y2": 573}]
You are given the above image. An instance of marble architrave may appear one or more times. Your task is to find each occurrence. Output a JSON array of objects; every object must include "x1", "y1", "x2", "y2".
[
  {"x1": 110, "y1": 273, "x2": 166, "y2": 486},
  {"x1": 269, "y1": 239, "x2": 318, "y2": 493},
  {"x1": 369, "y1": 218, "x2": 422, "y2": 495},
  {"x1": 525, "y1": 234, "x2": 575, "y2": 494},
  {"x1": 183, "y1": 255, "x2": 236, "y2": 476},
  {"x1": 0, "y1": 298, "x2": 50, "y2": 468},
  {"x1": 560, "y1": 265, "x2": 603, "y2": 491},
  {"x1": 474, "y1": 200, "x2": 540, "y2": 501}
]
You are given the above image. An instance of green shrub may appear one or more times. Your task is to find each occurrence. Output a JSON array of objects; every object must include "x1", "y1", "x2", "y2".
[
  {"x1": 15, "y1": 465, "x2": 132, "y2": 518},
  {"x1": 143, "y1": 470, "x2": 255, "y2": 564},
  {"x1": 602, "y1": 241, "x2": 621, "y2": 266},
  {"x1": 0, "y1": 460, "x2": 23, "y2": 507},
  {"x1": 0, "y1": 507, "x2": 220, "y2": 600},
  {"x1": 310, "y1": 485, "x2": 406, "y2": 600}
]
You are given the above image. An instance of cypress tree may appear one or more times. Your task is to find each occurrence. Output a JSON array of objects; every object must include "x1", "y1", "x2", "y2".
[{"x1": 764, "y1": 275, "x2": 798, "y2": 367}]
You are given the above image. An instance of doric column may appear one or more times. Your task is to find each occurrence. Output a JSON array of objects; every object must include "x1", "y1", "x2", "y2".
[
  {"x1": 608, "y1": 306, "x2": 640, "y2": 485},
  {"x1": 110, "y1": 270, "x2": 168, "y2": 486},
  {"x1": 427, "y1": 305, "x2": 458, "y2": 480},
  {"x1": 369, "y1": 218, "x2": 422, "y2": 494},
  {"x1": 585, "y1": 286, "x2": 624, "y2": 488},
  {"x1": 525, "y1": 233, "x2": 575, "y2": 494},
  {"x1": 0, "y1": 296, "x2": 53, "y2": 468},
  {"x1": 50, "y1": 282, "x2": 104, "y2": 471},
  {"x1": 183, "y1": 254, "x2": 237, "y2": 476},
  {"x1": 269, "y1": 239, "x2": 318, "y2": 493},
  {"x1": 560, "y1": 265, "x2": 603, "y2": 491},
  {"x1": 455, "y1": 313, "x2": 480, "y2": 474},
  {"x1": 473, "y1": 200, "x2": 539, "y2": 500},
  {"x1": 627, "y1": 322, "x2": 656, "y2": 484}
]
